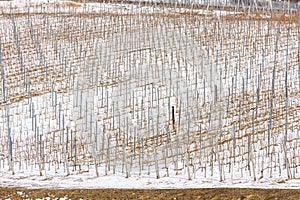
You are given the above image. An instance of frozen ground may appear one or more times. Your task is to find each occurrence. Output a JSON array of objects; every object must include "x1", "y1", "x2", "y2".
[
  {"x1": 1, "y1": 164, "x2": 300, "y2": 189},
  {"x1": 0, "y1": 0, "x2": 299, "y2": 190}
]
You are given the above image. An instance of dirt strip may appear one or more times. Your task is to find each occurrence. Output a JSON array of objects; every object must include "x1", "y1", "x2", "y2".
[{"x1": 0, "y1": 187, "x2": 299, "y2": 199}]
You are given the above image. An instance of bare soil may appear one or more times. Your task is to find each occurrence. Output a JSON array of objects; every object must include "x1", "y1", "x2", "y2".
[{"x1": 0, "y1": 187, "x2": 299, "y2": 199}]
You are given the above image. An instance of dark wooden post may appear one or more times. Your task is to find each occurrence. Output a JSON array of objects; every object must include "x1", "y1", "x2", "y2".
[{"x1": 172, "y1": 106, "x2": 175, "y2": 125}]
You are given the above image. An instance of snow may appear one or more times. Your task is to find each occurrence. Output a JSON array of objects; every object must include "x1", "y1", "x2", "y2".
[
  {"x1": 1, "y1": 165, "x2": 300, "y2": 189},
  {"x1": 0, "y1": 0, "x2": 299, "y2": 190}
]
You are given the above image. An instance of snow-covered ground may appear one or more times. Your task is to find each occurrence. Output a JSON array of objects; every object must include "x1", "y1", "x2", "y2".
[
  {"x1": 0, "y1": 0, "x2": 299, "y2": 189},
  {"x1": 1, "y1": 168, "x2": 300, "y2": 189}
]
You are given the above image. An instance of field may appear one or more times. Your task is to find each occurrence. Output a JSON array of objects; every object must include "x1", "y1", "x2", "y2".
[
  {"x1": 0, "y1": 0, "x2": 299, "y2": 196},
  {"x1": 0, "y1": 187, "x2": 299, "y2": 199}
]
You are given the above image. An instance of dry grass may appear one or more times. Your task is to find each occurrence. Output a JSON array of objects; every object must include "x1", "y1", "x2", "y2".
[
  {"x1": 0, "y1": 187, "x2": 299, "y2": 199},
  {"x1": 63, "y1": 1, "x2": 82, "y2": 8}
]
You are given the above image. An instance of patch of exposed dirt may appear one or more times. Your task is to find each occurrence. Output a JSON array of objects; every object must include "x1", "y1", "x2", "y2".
[{"x1": 0, "y1": 188, "x2": 299, "y2": 199}]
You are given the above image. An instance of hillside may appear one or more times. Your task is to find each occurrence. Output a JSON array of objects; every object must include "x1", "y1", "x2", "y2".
[{"x1": 0, "y1": 0, "x2": 299, "y2": 190}]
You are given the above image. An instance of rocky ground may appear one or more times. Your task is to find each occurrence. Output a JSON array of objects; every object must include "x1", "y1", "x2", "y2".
[{"x1": 0, "y1": 187, "x2": 299, "y2": 199}]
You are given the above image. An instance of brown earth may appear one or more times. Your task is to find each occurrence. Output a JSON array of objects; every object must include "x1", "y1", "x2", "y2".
[{"x1": 0, "y1": 187, "x2": 299, "y2": 200}]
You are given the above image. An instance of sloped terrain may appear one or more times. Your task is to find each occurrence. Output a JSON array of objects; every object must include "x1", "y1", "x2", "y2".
[{"x1": 0, "y1": 0, "x2": 299, "y2": 190}]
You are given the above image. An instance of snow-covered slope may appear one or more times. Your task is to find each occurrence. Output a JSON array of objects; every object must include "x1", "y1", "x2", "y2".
[{"x1": 0, "y1": 0, "x2": 299, "y2": 189}]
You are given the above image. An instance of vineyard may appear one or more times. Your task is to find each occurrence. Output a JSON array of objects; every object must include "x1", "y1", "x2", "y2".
[{"x1": 0, "y1": 0, "x2": 299, "y2": 189}]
